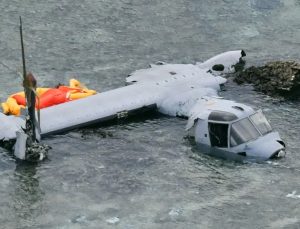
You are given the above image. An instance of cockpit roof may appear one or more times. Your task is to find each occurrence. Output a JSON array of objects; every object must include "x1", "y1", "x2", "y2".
[
  {"x1": 186, "y1": 98, "x2": 255, "y2": 130},
  {"x1": 208, "y1": 111, "x2": 238, "y2": 122}
]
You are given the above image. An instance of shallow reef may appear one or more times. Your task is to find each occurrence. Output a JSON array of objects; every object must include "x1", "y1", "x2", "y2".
[{"x1": 234, "y1": 61, "x2": 300, "y2": 99}]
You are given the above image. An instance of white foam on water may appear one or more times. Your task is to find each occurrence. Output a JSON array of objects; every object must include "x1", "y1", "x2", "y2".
[
  {"x1": 286, "y1": 191, "x2": 300, "y2": 199},
  {"x1": 106, "y1": 217, "x2": 120, "y2": 225}
]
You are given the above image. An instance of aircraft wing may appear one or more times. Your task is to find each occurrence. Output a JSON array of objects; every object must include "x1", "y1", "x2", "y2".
[{"x1": 0, "y1": 50, "x2": 245, "y2": 141}]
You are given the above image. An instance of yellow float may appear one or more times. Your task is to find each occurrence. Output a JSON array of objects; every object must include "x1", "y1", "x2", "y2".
[{"x1": 1, "y1": 79, "x2": 97, "y2": 116}]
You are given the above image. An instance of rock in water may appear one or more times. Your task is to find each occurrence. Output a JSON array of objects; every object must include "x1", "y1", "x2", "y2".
[{"x1": 234, "y1": 61, "x2": 300, "y2": 98}]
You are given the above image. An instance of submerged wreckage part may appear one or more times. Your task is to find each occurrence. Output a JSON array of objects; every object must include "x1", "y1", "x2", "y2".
[
  {"x1": 186, "y1": 99, "x2": 285, "y2": 160},
  {"x1": 0, "y1": 50, "x2": 285, "y2": 160},
  {"x1": 12, "y1": 17, "x2": 50, "y2": 162},
  {"x1": 0, "y1": 112, "x2": 24, "y2": 140},
  {"x1": 234, "y1": 61, "x2": 300, "y2": 98}
]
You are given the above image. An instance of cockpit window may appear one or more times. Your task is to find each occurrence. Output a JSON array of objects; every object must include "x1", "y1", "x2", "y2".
[
  {"x1": 250, "y1": 111, "x2": 272, "y2": 135},
  {"x1": 230, "y1": 118, "x2": 260, "y2": 147},
  {"x1": 209, "y1": 123, "x2": 229, "y2": 148}
]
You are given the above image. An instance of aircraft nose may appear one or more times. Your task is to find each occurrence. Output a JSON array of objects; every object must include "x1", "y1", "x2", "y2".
[{"x1": 243, "y1": 132, "x2": 286, "y2": 160}]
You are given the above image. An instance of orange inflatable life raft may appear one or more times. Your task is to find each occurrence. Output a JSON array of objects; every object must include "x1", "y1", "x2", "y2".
[{"x1": 1, "y1": 79, "x2": 97, "y2": 116}]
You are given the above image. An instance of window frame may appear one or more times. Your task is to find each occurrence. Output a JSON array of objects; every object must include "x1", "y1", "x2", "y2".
[
  {"x1": 208, "y1": 120, "x2": 231, "y2": 149},
  {"x1": 229, "y1": 116, "x2": 262, "y2": 147},
  {"x1": 249, "y1": 110, "x2": 272, "y2": 136},
  {"x1": 207, "y1": 110, "x2": 273, "y2": 149}
]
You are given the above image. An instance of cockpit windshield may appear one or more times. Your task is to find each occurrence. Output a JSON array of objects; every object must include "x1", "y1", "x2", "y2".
[
  {"x1": 250, "y1": 111, "x2": 272, "y2": 135},
  {"x1": 230, "y1": 118, "x2": 260, "y2": 147}
]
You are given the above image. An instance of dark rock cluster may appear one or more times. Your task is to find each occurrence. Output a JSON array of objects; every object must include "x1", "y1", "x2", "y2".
[{"x1": 234, "y1": 61, "x2": 300, "y2": 98}]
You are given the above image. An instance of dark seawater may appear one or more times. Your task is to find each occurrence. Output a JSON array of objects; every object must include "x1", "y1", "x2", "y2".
[{"x1": 0, "y1": 0, "x2": 300, "y2": 228}]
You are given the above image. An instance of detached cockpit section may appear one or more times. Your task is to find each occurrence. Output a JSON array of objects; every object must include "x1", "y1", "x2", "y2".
[{"x1": 188, "y1": 99, "x2": 285, "y2": 160}]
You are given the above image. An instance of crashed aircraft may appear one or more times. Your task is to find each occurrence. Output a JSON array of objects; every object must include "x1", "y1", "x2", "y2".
[{"x1": 0, "y1": 50, "x2": 286, "y2": 160}]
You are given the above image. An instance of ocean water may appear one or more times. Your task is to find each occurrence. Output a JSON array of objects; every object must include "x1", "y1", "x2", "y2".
[{"x1": 0, "y1": 0, "x2": 300, "y2": 228}]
